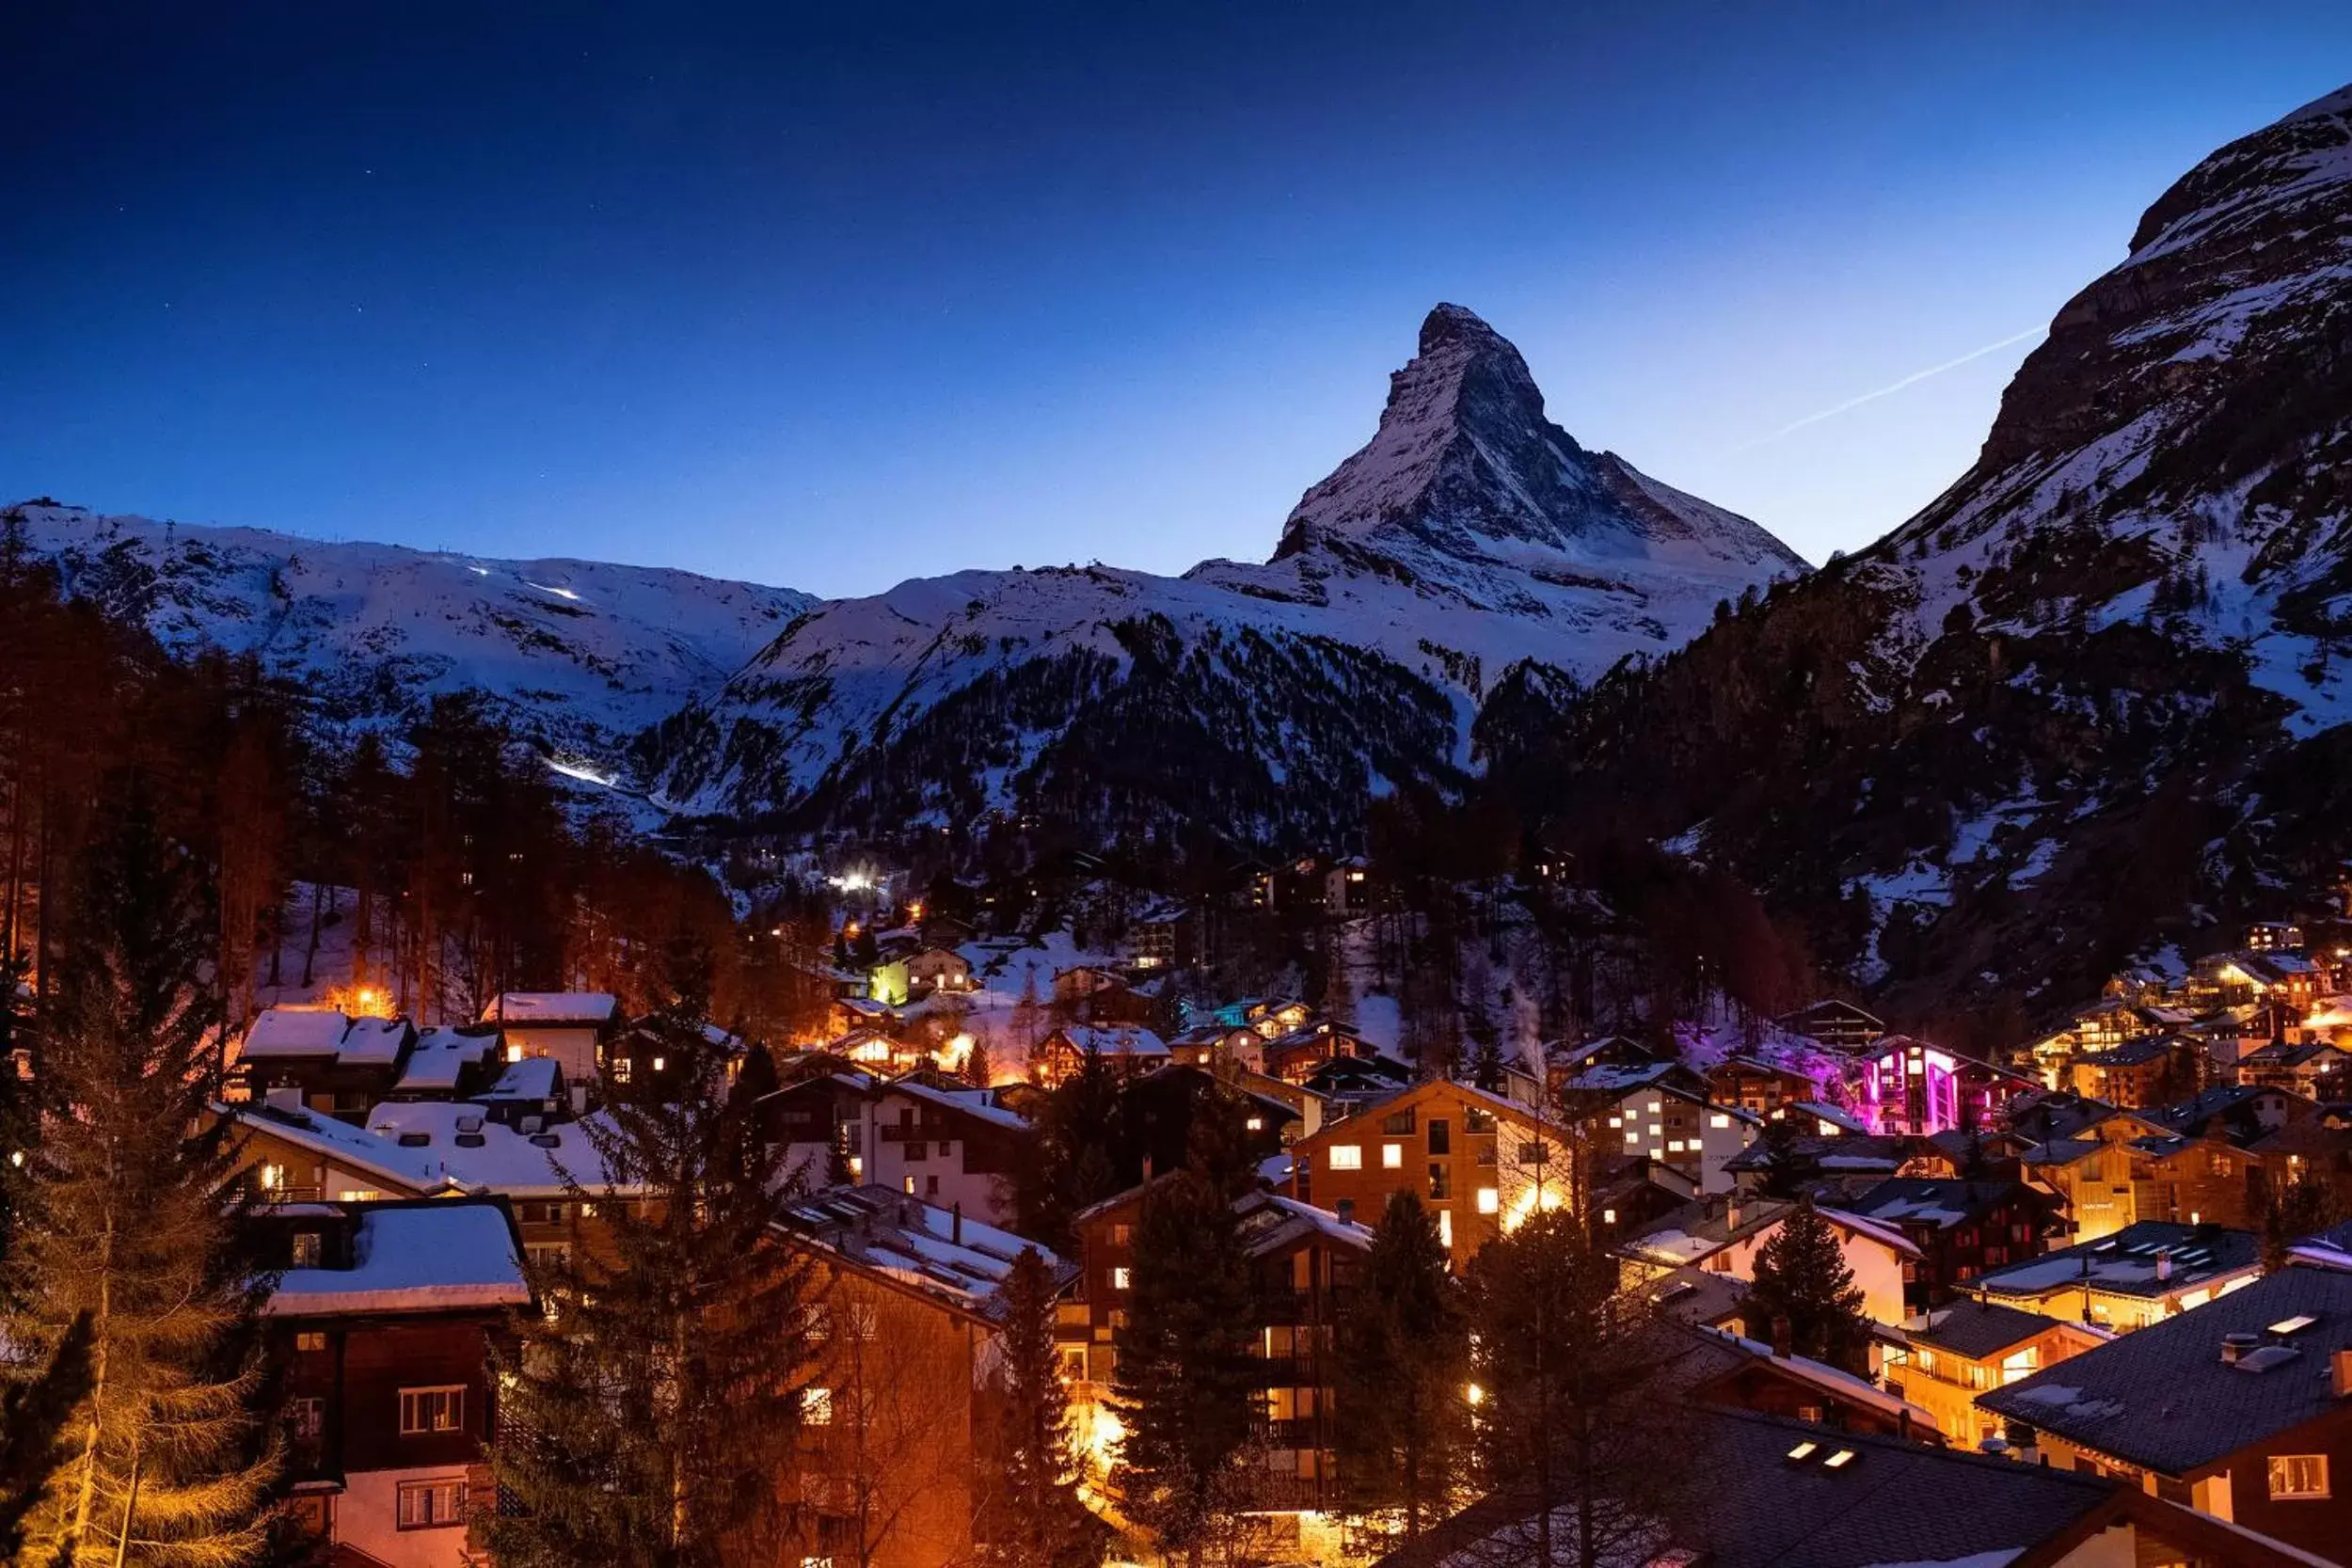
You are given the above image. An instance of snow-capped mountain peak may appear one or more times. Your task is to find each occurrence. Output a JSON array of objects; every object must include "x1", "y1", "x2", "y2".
[{"x1": 1275, "y1": 302, "x2": 1805, "y2": 580}]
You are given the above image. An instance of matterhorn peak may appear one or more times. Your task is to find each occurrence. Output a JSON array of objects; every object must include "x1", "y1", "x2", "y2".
[{"x1": 1275, "y1": 304, "x2": 1803, "y2": 576}]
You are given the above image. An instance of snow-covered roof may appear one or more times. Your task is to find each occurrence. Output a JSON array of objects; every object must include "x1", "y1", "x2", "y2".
[
  {"x1": 482, "y1": 1055, "x2": 560, "y2": 1101},
  {"x1": 337, "y1": 1016, "x2": 411, "y2": 1068},
  {"x1": 266, "y1": 1202, "x2": 529, "y2": 1318},
  {"x1": 393, "y1": 1026, "x2": 494, "y2": 1093},
  {"x1": 877, "y1": 1075, "x2": 1029, "y2": 1132},
  {"x1": 240, "y1": 1006, "x2": 353, "y2": 1058},
  {"x1": 1699, "y1": 1326, "x2": 1941, "y2": 1433},
  {"x1": 1234, "y1": 1190, "x2": 1375, "y2": 1256},
  {"x1": 776, "y1": 1184, "x2": 1064, "y2": 1319},
  {"x1": 225, "y1": 1102, "x2": 453, "y2": 1195},
  {"x1": 363, "y1": 1101, "x2": 633, "y2": 1198},
  {"x1": 1053, "y1": 1024, "x2": 1168, "y2": 1057},
  {"x1": 484, "y1": 991, "x2": 617, "y2": 1025}
]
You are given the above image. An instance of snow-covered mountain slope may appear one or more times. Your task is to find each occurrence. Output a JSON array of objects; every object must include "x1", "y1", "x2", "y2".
[
  {"x1": 636, "y1": 304, "x2": 1804, "y2": 843},
  {"x1": 7, "y1": 502, "x2": 816, "y2": 757},
  {"x1": 1487, "y1": 83, "x2": 2352, "y2": 1030}
]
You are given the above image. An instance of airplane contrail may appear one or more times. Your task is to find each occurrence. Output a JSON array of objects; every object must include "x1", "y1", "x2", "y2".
[{"x1": 1719, "y1": 324, "x2": 2049, "y2": 456}]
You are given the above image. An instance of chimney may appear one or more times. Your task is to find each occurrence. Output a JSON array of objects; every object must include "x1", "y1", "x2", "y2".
[
  {"x1": 2222, "y1": 1331, "x2": 2261, "y2": 1366},
  {"x1": 952, "y1": 1202, "x2": 963, "y2": 1245},
  {"x1": 1771, "y1": 1315, "x2": 1793, "y2": 1360},
  {"x1": 2334, "y1": 1350, "x2": 2352, "y2": 1400},
  {"x1": 2155, "y1": 1248, "x2": 2171, "y2": 1282}
]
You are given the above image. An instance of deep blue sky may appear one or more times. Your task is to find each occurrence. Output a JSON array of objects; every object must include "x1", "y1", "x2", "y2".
[{"x1": 6, "y1": 3, "x2": 2349, "y2": 597}]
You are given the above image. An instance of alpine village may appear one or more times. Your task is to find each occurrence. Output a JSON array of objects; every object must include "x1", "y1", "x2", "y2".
[{"x1": 14, "y1": 47, "x2": 2352, "y2": 1568}]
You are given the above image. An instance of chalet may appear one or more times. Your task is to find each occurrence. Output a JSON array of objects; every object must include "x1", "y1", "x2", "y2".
[
  {"x1": 863, "y1": 1075, "x2": 1030, "y2": 1224},
  {"x1": 1708, "y1": 1053, "x2": 1821, "y2": 1118},
  {"x1": 222, "y1": 1101, "x2": 453, "y2": 1206},
  {"x1": 2068, "y1": 1035, "x2": 2199, "y2": 1109},
  {"x1": 771, "y1": 1186, "x2": 1070, "y2": 1568},
  {"x1": 1837, "y1": 1178, "x2": 2066, "y2": 1314},
  {"x1": 1298, "y1": 1053, "x2": 1412, "y2": 1118},
  {"x1": 829, "y1": 994, "x2": 900, "y2": 1040},
  {"x1": 1981, "y1": 1263, "x2": 2352, "y2": 1561},
  {"x1": 1165, "y1": 1021, "x2": 1264, "y2": 1072},
  {"x1": 1785, "y1": 1098, "x2": 1874, "y2": 1136},
  {"x1": 480, "y1": 991, "x2": 620, "y2": 1085},
  {"x1": 2247, "y1": 921, "x2": 2306, "y2": 952},
  {"x1": 1322, "y1": 856, "x2": 1371, "y2": 913},
  {"x1": 1724, "y1": 1131, "x2": 1936, "y2": 1194},
  {"x1": 1976, "y1": 1220, "x2": 2265, "y2": 1330},
  {"x1": 600, "y1": 1020, "x2": 742, "y2": 1104},
  {"x1": 1259, "y1": 1017, "x2": 1370, "y2": 1084},
  {"x1": 1618, "y1": 1194, "x2": 1918, "y2": 1328},
  {"x1": 2192, "y1": 949, "x2": 2322, "y2": 1015},
  {"x1": 263, "y1": 1197, "x2": 530, "y2": 1564},
  {"x1": 1882, "y1": 1299, "x2": 2105, "y2": 1449},
  {"x1": 1052, "y1": 965, "x2": 1147, "y2": 1025},
  {"x1": 758, "y1": 1069, "x2": 877, "y2": 1186},
  {"x1": 234, "y1": 1006, "x2": 416, "y2": 1123},
  {"x1": 1777, "y1": 999, "x2": 1886, "y2": 1053},
  {"x1": 1369, "y1": 1403, "x2": 2327, "y2": 1568},
  {"x1": 383, "y1": 1025, "x2": 501, "y2": 1102},
  {"x1": 1541, "y1": 1035, "x2": 1658, "y2": 1094},
  {"x1": 1288, "y1": 1079, "x2": 1571, "y2": 1269},
  {"x1": 903, "y1": 944, "x2": 975, "y2": 994},
  {"x1": 1030, "y1": 1023, "x2": 1170, "y2": 1086},
  {"x1": 1247, "y1": 998, "x2": 1317, "y2": 1038},
  {"x1": 2239, "y1": 1038, "x2": 2352, "y2": 1100},
  {"x1": 1564, "y1": 1060, "x2": 1761, "y2": 1194}
]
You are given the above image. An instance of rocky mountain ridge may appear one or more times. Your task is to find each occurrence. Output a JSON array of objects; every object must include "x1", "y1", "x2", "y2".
[{"x1": 635, "y1": 304, "x2": 1804, "y2": 844}]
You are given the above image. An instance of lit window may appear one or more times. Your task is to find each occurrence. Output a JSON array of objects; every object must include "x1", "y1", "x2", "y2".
[
  {"x1": 1666, "y1": 1140, "x2": 1685, "y2": 1153},
  {"x1": 1823, "y1": 1449, "x2": 1856, "y2": 1470},
  {"x1": 651, "y1": 1055, "x2": 666, "y2": 1072},
  {"x1": 1246, "y1": 1117, "x2": 1263, "y2": 1132},
  {"x1": 1476, "y1": 1188, "x2": 1499, "y2": 1215},
  {"x1": 1625, "y1": 1130, "x2": 1641, "y2": 1143},
  {"x1": 2269, "y1": 1454, "x2": 2329, "y2": 1500},
  {"x1": 290, "y1": 1232, "x2": 321, "y2": 1268},
  {"x1": 1608, "y1": 1116, "x2": 1623, "y2": 1128},
  {"x1": 259, "y1": 1163, "x2": 285, "y2": 1192},
  {"x1": 803, "y1": 1386, "x2": 834, "y2": 1425},
  {"x1": 336, "y1": 1189, "x2": 381, "y2": 1202},
  {"x1": 1601, "y1": 1208, "x2": 1616, "y2": 1224},
  {"x1": 294, "y1": 1331, "x2": 327, "y2": 1354},
  {"x1": 1438, "y1": 1211, "x2": 1453, "y2": 1249},
  {"x1": 1382, "y1": 1144, "x2": 1403, "y2": 1169},
  {"x1": 396, "y1": 1478, "x2": 467, "y2": 1529},
  {"x1": 612, "y1": 1057, "x2": 631, "y2": 1083},
  {"x1": 1329, "y1": 1145, "x2": 1362, "y2": 1171},
  {"x1": 506, "y1": 1043, "x2": 523, "y2": 1064},
  {"x1": 1113, "y1": 1267, "x2": 1132, "y2": 1291},
  {"x1": 903, "y1": 1176, "x2": 915, "y2": 1195},
  {"x1": 1709, "y1": 1114, "x2": 1731, "y2": 1129},
  {"x1": 399, "y1": 1386, "x2": 465, "y2": 1435}
]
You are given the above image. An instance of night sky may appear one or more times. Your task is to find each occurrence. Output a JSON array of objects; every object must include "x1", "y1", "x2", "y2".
[{"x1": 7, "y1": 2, "x2": 2350, "y2": 597}]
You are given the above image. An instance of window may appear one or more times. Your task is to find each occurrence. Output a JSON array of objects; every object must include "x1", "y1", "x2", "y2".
[
  {"x1": 1428, "y1": 1119, "x2": 1451, "y2": 1156},
  {"x1": 2269, "y1": 1454, "x2": 2330, "y2": 1500},
  {"x1": 612, "y1": 1056, "x2": 632, "y2": 1083},
  {"x1": 1328, "y1": 1145, "x2": 1362, "y2": 1171},
  {"x1": 1381, "y1": 1109, "x2": 1417, "y2": 1136},
  {"x1": 1428, "y1": 1164, "x2": 1452, "y2": 1201},
  {"x1": 1465, "y1": 1109, "x2": 1496, "y2": 1134},
  {"x1": 1382, "y1": 1143, "x2": 1404, "y2": 1170},
  {"x1": 335, "y1": 1188, "x2": 381, "y2": 1202},
  {"x1": 294, "y1": 1331, "x2": 327, "y2": 1354},
  {"x1": 290, "y1": 1231, "x2": 321, "y2": 1268},
  {"x1": 399, "y1": 1386, "x2": 465, "y2": 1435},
  {"x1": 1246, "y1": 1117, "x2": 1263, "y2": 1132},
  {"x1": 1112, "y1": 1267, "x2": 1132, "y2": 1291},
  {"x1": 1438, "y1": 1211, "x2": 1453, "y2": 1249},
  {"x1": 1709, "y1": 1113, "x2": 1731, "y2": 1129},
  {"x1": 926, "y1": 1175, "x2": 940, "y2": 1197},
  {"x1": 1112, "y1": 1224, "x2": 1133, "y2": 1246},
  {"x1": 284, "y1": 1396, "x2": 325, "y2": 1446},
  {"x1": 1476, "y1": 1187, "x2": 1499, "y2": 1215},
  {"x1": 396, "y1": 1478, "x2": 467, "y2": 1529},
  {"x1": 803, "y1": 1386, "x2": 834, "y2": 1425}
]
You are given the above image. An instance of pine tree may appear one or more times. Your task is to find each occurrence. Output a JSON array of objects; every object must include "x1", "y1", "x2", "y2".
[
  {"x1": 484, "y1": 1008, "x2": 820, "y2": 1568},
  {"x1": 977, "y1": 1247, "x2": 1108, "y2": 1568},
  {"x1": 0, "y1": 1310, "x2": 94, "y2": 1558},
  {"x1": 1742, "y1": 1197, "x2": 1872, "y2": 1372},
  {"x1": 1464, "y1": 1209, "x2": 1692, "y2": 1568},
  {"x1": 2257, "y1": 1166, "x2": 2341, "y2": 1271},
  {"x1": 1110, "y1": 1169, "x2": 1256, "y2": 1568},
  {"x1": 1, "y1": 790, "x2": 283, "y2": 1565},
  {"x1": 1013, "y1": 1043, "x2": 1125, "y2": 1250},
  {"x1": 1332, "y1": 1192, "x2": 1470, "y2": 1546},
  {"x1": 963, "y1": 1035, "x2": 993, "y2": 1089}
]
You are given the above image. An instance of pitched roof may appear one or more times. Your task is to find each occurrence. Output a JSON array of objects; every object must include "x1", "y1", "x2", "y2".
[
  {"x1": 1841, "y1": 1178, "x2": 2043, "y2": 1231},
  {"x1": 485, "y1": 991, "x2": 618, "y2": 1025},
  {"x1": 391, "y1": 1025, "x2": 496, "y2": 1092},
  {"x1": 773, "y1": 1183, "x2": 1065, "y2": 1320},
  {"x1": 1980, "y1": 1264, "x2": 2352, "y2": 1475},
  {"x1": 1050, "y1": 1023, "x2": 1168, "y2": 1057},
  {"x1": 362, "y1": 1101, "x2": 634, "y2": 1198},
  {"x1": 1976, "y1": 1221, "x2": 2261, "y2": 1303},
  {"x1": 1906, "y1": 1298, "x2": 2068, "y2": 1361},
  {"x1": 1371, "y1": 1406, "x2": 2122, "y2": 1568},
  {"x1": 240, "y1": 1006, "x2": 355, "y2": 1059}
]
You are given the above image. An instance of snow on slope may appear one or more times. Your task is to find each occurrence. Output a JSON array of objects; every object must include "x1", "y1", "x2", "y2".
[
  {"x1": 8, "y1": 502, "x2": 816, "y2": 757},
  {"x1": 644, "y1": 305, "x2": 1804, "y2": 832}
]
